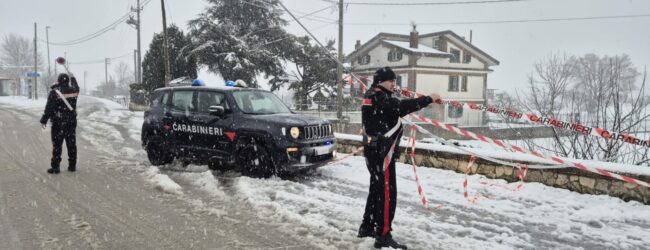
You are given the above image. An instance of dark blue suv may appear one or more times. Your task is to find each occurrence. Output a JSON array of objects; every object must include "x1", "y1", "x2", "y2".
[{"x1": 141, "y1": 85, "x2": 336, "y2": 176}]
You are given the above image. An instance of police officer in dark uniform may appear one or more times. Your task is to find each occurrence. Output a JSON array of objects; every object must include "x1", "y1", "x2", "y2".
[
  {"x1": 40, "y1": 72, "x2": 80, "y2": 174},
  {"x1": 358, "y1": 67, "x2": 440, "y2": 249}
]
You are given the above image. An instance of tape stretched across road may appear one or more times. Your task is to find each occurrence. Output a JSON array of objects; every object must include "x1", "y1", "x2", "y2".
[{"x1": 399, "y1": 88, "x2": 650, "y2": 148}]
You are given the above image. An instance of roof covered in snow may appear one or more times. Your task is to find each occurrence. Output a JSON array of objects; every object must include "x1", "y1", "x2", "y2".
[{"x1": 382, "y1": 40, "x2": 451, "y2": 57}]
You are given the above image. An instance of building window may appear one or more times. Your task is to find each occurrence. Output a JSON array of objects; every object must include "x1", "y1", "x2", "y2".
[
  {"x1": 448, "y1": 103, "x2": 463, "y2": 118},
  {"x1": 358, "y1": 55, "x2": 370, "y2": 65},
  {"x1": 433, "y1": 37, "x2": 440, "y2": 49},
  {"x1": 448, "y1": 75, "x2": 459, "y2": 92},
  {"x1": 396, "y1": 75, "x2": 403, "y2": 88},
  {"x1": 387, "y1": 48, "x2": 402, "y2": 62},
  {"x1": 461, "y1": 76, "x2": 468, "y2": 92},
  {"x1": 450, "y1": 49, "x2": 461, "y2": 63},
  {"x1": 463, "y1": 52, "x2": 472, "y2": 64}
]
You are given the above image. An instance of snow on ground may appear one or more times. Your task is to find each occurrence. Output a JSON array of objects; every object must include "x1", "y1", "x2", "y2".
[
  {"x1": 4, "y1": 95, "x2": 650, "y2": 249},
  {"x1": 165, "y1": 156, "x2": 650, "y2": 249},
  {"x1": 0, "y1": 96, "x2": 47, "y2": 109}
]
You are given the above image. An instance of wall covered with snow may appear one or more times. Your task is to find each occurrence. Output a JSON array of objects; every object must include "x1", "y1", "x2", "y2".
[{"x1": 336, "y1": 138, "x2": 650, "y2": 205}]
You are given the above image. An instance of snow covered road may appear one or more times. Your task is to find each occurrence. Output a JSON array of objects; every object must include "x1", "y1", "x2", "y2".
[{"x1": 1, "y1": 96, "x2": 650, "y2": 250}]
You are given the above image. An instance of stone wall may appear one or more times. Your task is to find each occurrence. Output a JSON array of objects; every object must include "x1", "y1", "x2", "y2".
[
  {"x1": 331, "y1": 121, "x2": 560, "y2": 140},
  {"x1": 336, "y1": 138, "x2": 650, "y2": 205}
]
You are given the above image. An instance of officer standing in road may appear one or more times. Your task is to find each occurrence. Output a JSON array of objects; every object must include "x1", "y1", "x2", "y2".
[
  {"x1": 358, "y1": 67, "x2": 441, "y2": 249},
  {"x1": 40, "y1": 72, "x2": 80, "y2": 174}
]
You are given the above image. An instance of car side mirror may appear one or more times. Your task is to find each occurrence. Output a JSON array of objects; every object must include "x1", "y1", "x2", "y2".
[{"x1": 209, "y1": 105, "x2": 225, "y2": 116}]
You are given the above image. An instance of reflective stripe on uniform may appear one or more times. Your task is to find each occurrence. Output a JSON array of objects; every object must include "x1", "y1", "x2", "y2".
[
  {"x1": 54, "y1": 90, "x2": 74, "y2": 111},
  {"x1": 384, "y1": 120, "x2": 401, "y2": 138}
]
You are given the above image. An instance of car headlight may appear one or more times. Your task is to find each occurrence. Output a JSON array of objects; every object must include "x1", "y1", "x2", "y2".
[{"x1": 290, "y1": 127, "x2": 300, "y2": 139}]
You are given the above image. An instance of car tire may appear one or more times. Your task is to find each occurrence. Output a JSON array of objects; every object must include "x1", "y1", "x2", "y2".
[
  {"x1": 145, "y1": 136, "x2": 174, "y2": 166},
  {"x1": 236, "y1": 137, "x2": 276, "y2": 178}
]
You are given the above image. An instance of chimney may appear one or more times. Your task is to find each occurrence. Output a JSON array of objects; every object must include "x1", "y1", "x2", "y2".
[
  {"x1": 355, "y1": 40, "x2": 361, "y2": 50},
  {"x1": 409, "y1": 23, "x2": 418, "y2": 49},
  {"x1": 469, "y1": 30, "x2": 473, "y2": 44}
]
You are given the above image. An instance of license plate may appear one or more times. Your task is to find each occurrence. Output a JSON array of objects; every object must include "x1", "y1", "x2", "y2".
[{"x1": 313, "y1": 145, "x2": 332, "y2": 156}]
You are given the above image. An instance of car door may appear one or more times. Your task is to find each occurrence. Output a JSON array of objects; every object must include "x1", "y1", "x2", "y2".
[
  {"x1": 193, "y1": 90, "x2": 234, "y2": 159},
  {"x1": 168, "y1": 89, "x2": 197, "y2": 151}
]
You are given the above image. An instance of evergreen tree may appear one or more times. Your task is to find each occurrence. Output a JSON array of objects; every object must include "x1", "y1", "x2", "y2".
[
  {"x1": 142, "y1": 25, "x2": 197, "y2": 100},
  {"x1": 271, "y1": 36, "x2": 337, "y2": 110},
  {"x1": 187, "y1": 0, "x2": 295, "y2": 88}
]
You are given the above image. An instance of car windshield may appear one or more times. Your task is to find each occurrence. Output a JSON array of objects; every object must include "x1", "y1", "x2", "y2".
[{"x1": 232, "y1": 91, "x2": 291, "y2": 115}]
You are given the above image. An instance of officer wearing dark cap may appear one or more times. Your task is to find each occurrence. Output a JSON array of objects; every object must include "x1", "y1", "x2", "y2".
[
  {"x1": 358, "y1": 67, "x2": 441, "y2": 249},
  {"x1": 40, "y1": 72, "x2": 80, "y2": 174}
]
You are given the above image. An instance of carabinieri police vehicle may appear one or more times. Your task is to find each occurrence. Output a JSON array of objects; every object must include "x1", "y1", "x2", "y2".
[{"x1": 141, "y1": 82, "x2": 336, "y2": 177}]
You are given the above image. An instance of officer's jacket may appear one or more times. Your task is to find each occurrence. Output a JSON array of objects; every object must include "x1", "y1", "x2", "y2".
[
  {"x1": 362, "y1": 85, "x2": 433, "y2": 146},
  {"x1": 40, "y1": 77, "x2": 80, "y2": 124}
]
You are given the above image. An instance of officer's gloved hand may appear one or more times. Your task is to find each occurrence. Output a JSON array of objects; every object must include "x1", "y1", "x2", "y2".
[{"x1": 430, "y1": 92, "x2": 442, "y2": 103}]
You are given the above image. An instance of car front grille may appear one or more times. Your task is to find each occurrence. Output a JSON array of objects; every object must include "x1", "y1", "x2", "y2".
[{"x1": 303, "y1": 124, "x2": 332, "y2": 140}]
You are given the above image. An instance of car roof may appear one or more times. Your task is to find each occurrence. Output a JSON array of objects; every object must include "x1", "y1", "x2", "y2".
[{"x1": 154, "y1": 86, "x2": 269, "y2": 93}]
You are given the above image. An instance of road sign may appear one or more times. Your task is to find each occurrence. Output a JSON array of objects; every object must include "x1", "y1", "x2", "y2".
[{"x1": 25, "y1": 72, "x2": 40, "y2": 77}]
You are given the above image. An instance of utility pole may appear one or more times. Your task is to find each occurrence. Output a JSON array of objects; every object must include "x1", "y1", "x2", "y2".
[
  {"x1": 34, "y1": 22, "x2": 38, "y2": 100},
  {"x1": 137, "y1": 0, "x2": 142, "y2": 85},
  {"x1": 335, "y1": 0, "x2": 344, "y2": 119},
  {"x1": 105, "y1": 58, "x2": 110, "y2": 88},
  {"x1": 46, "y1": 26, "x2": 51, "y2": 79},
  {"x1": 133, "y1": 49, "x2": 138, "y2": 84},
  {"x1": 161, "y1": 0, "x2": 171, "y2": 87},
  {"x1": 83, "y1": 71, "x2": 87, "y2": 95},
  {"x1": 128, "y1": 0, "x2": 142, "y2": 85}
]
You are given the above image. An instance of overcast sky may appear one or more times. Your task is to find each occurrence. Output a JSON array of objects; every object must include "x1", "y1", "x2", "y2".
[{"x1": 1, "y1": 0, "x2": 649, "y2": 94}]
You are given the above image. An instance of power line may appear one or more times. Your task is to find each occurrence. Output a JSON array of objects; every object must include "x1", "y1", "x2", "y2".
[
  {"x1": 45, "y1": 0, "x2": 152, "y2": 46},
  {"x1": 68, "y1": 52, "x2": 133, "y2": 65},
  {"x1": 320, "y1": 0, "x2": 526, "y2": 6},
  {"x1": 342, "y1": 13, "x2": 650, "y2": 26},
  {"x1": 242, "y1": 0, "x2": 337, "y2": 23}
]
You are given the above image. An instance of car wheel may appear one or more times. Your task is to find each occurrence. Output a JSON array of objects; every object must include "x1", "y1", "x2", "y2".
[
  {"x1": 145, "y1": 137, "x2": 174, "y2": 166},
  {"x1": 236, "y1": 138, "x2": 275, "y2": 178}
]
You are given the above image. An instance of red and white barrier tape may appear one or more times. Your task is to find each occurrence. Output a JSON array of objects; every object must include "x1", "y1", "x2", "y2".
[
  {"x1": 406, "y1": 125, "x2": 445, "y2": 210},
  {"x1": 407, "y1": 113, "x2": 650, "y2": 188},
  {"x1": 399, "y1": 88, "x2": 650, "y2": 148},
  {"x1": 463, "y1": 156, "x2": 487, "y2": 204},
  {"x1": 328, "y1": 146, "x2": 364, "y2": 165},
  {"x1": 479, "y1": 164, "x2": 528, "y2": 193}
]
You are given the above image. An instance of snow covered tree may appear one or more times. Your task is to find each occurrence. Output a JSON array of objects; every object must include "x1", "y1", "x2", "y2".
[
  {"x1": 270, "y1": 36, "x2": 337, "y2": 110},
  {"x1": 142, "y1": 25, "x2": 197, "y2": 100},
  {"x1": 114, "y1": 62, "x2": 133, "y2": 96},
  {"x1": 95, "y1": 77, "x2": 117, "y2": 98},
  {"x1": 518, "y1": 53, "x2": 650, "y2": 165},
  {"x1": 0, "y1": 33, "x2": 44, "y2": 80},
  {"x1": 187, "y1": 0, "x2": 295, "y2": 88}
]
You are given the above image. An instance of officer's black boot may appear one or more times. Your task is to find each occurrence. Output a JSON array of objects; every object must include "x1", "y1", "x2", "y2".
[
  {"x1": 374, "y1": 235, "x2": 407, "y2": 249},
  {"x1": 68, "y1": 160, "x2": 76, "y2": 172},
  {"x1": 47, "y1": 168, "x2": 60, "y2": 174},
  {"x1": 357, "y1": 224, "x2": 375, "y2": 238}
]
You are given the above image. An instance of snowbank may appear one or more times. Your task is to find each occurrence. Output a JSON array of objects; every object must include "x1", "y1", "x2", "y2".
[
  {"x1": 0, "y1": 96, "x2": 47, "y2": 109},
  {"x1": 144, "y1": 167, "x2": 183, "y2": 195}
]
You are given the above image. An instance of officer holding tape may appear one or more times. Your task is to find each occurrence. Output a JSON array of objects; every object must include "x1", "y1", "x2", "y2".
[
  {"x1": 40, "y1": 71, "x2": 80, "y2": 174},
  {"x1": 358, "y1": 67, "x2": 440, "y2": 249}
]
